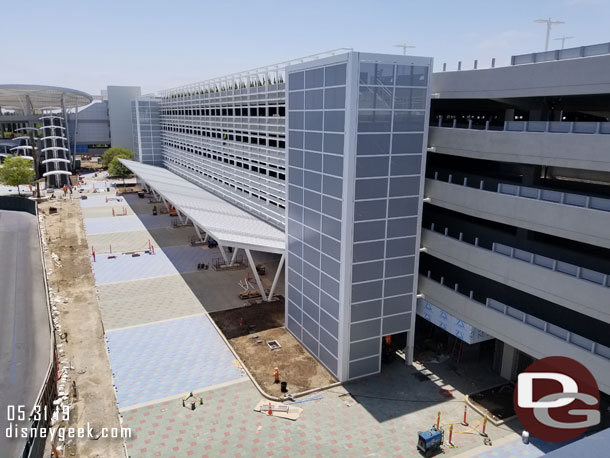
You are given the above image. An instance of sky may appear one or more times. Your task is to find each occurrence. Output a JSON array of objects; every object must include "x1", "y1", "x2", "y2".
[{"x1": 3, "y1": 0, "x2": 609, "y2": 95}]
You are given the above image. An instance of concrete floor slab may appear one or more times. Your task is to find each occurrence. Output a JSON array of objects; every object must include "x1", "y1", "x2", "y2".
[
  {"x1": 105, "y1": 314, "x2": 245, "y2": 409},
  {"x1": 97, "y1": 275, "x2": 204, "y2": 330}
]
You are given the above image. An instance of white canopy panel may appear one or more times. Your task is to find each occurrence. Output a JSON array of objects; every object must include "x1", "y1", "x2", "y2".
[
  {"x1": 42, "y1": 147, "x2": 69, "y2": 152},
  {"x1": 119, "y1": 159, "x2": 286, "y2": 254},
  {"x1": 42, "y1": 158, "x2": 70, "y2": 164},
  {"x1": 43, "y1": 170, "x2": 72, "y2": 177},
  {"x1": 0, "y1": 85, "x2": 92, "y2": 110}
]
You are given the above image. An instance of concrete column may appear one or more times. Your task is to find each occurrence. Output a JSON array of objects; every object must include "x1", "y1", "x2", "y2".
[{"x1": 500, "y1": 342, "x2": 518, "y2": 381}]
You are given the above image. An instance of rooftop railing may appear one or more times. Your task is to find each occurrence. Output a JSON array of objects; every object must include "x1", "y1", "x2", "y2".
[{"x1": 511, "y1": 42, "x2": 610, "y2": 66}]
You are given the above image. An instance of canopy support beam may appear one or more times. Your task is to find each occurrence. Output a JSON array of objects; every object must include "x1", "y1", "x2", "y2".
[
  {"x1": 245, "y1": 248, "x2": 267, "y2": 301},
  {"x1": 218, "y1": 243, "x2": 230, "y2": 265},
  {"x1": 267, "y1": 253, "x2": 285, "y2": 302},
  {"x1": 194, "y1": 224, "x2": 204, "y2": 242},
  {"x1": 230, "y1": 247, "x2": 239, "y2": 266}
]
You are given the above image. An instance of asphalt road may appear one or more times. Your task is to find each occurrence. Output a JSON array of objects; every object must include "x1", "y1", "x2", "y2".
[{"x1": 0, "y1": 210, "x2": 51, "y2": 458}]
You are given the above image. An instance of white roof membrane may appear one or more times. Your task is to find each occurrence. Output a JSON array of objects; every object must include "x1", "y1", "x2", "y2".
[{"x1": 119, "y1": 159, "x2": 286, "y2": 253}]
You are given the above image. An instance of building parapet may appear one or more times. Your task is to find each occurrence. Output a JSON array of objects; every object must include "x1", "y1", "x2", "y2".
[
  {"x1": 496, "y1": 182, "x2": 610, "y2": 213},
  {"x1": 426, "y1": 223, "x2": 610, "y2": 289},
  {"x1": 160, "y1": 49, "x2": 352, "y2": 98},
  {"x1": 511, "y1": 42, "x2": 610, "y2": 66},
  {"x1": 421, "y1": 272, "x2": 610, "y2": 361},
  {"x1": 430, "y1": 171, "x2": 610, "y2": 213}
]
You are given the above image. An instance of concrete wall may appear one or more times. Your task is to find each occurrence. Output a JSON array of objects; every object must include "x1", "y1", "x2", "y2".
[
  {"x1": 431, "y1": 54, "x2": 610, "y2": 99},
  {"x1": 71, "y1": 101, "x2": 111, "y2": 144},
  {"x1": 428, "y1": 127, "x2": 610, "y2": 173},
  {"x1": 107, "y1": 86, "x2": 141, "y2": 151},
  {"x1": 422, "y1": 229, "x2": 610, "y2": 323},
  {"x1": 418, "y1": 277, "x2": 610, "y2": 394},
  {"x1": 425, "y1": 179, "x2": 610, "y2": 249}
]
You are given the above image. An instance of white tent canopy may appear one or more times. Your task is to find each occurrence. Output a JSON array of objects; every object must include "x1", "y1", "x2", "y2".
[{"x1": 119, "y1": 159, "x2": 286, "y2": 301}]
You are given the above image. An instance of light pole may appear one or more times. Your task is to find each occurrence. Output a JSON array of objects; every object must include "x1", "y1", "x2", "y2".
[
  {"x1": 554, "y1": 35, "x2": 575, "y2": 49},
  {"x1": 394, "y1": 43, "x2": 416, "y2": 55},
  {"x1": 534, "y1": 18, "x2": 565, "y2": 51}
]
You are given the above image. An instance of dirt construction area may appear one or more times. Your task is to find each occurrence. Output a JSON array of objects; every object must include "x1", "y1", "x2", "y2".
[
  {"x1": 210, "y1": 301, "x2": 337, "y2": 396},
  {"x1": 38, "y1": 195, "x2": 125, "y2": 457}
]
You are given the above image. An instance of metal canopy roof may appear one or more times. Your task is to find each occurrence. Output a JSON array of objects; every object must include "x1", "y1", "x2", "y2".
[
  {"x1": 0, "y1": 84, "x2": 92, "y2": 111},
  {"x1": 120, "y1": 159, "x2": 286, "y2": 254}
]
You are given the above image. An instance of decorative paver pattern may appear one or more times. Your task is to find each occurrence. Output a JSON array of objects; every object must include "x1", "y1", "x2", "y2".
[
  {"x1": 122, "y1": 362, "x2": 512, "y2": 458},
  {"x1": 87, "y1": 230, "x2": 158, "y2": 254},
  {"x1": 81, "y1": 206, "x2": 136, "y2": 219},
  {"x1": 79, "y1": 195, "x2": 128, "y2": 208},
  {"x1": 78, "y1": 174, "x2": 524, "y2": 457},
  {"x1": 97, "y1": 276, "x2": 204, "y2": 330},
  {"x1": 106, "y1": 315, "x2": 244, "y2": 409},
  {"x1": 158, "y1": 245, "x2": 214, "y2": 274},
  {"x1": 91, "y1": 251, "x2": 177, "y2": 284},
  {"x1": 84, "y1": 215, "x2": 147, "y2": 234}
]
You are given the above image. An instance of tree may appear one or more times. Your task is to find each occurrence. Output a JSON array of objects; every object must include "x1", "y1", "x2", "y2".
[
  {"x1": 101, "y1": 147, "x2": 134, "y2": 167},
  {"x1": 0, "y1": 155, "x2": 35, "y2": 196},
  {"x1": 108, "y1": 156, "x2": 132, "y2": 178}
]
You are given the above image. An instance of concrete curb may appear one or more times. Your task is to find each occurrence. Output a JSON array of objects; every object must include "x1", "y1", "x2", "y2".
[
  {"x1": 203, "y1": 311, "x2": 342, "y2": 402},
  {"x1": 465, "y1": 382, "x2": 517, "y2": 427}
]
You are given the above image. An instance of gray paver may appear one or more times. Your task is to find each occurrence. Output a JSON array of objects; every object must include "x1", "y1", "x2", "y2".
[
  {"x1": 97, "y1": 275, "x2": 204, "y2": 330},
  {"x1": 122, "y1": 360, "x2": 516, "y2": 458}
]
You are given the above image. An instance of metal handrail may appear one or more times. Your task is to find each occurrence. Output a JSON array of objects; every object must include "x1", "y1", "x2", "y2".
[
  {"x1": 433, "y1": 117, "x2": 610, "y2": 134},
  {"x1": 426, "y1": 223, "x2": 609, "y2": 288},
  {"x1": 424, "y1": 272, "x2": 610, "y2": 360}
]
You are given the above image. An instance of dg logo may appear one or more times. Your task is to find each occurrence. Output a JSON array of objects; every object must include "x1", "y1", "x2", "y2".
[{"x1": 514, "y1": 356, "x2": 600, "y2": 441}]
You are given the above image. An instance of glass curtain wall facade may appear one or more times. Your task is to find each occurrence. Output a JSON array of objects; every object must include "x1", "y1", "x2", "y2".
[
  {"x1": 133, "y1": 98, "x2": 163, "y2": 166},
  {"x1": 285, "y1": 53, "x2": 433, "y2": 380}
]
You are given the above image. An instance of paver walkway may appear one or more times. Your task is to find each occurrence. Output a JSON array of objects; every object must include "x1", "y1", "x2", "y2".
[
  {"x1": 106, "y1": 315, "x2": 243, "y2": 407},
  {"x1": 77, "y1": 173, "x2": 528, "y2": 457},
  {"x1": 80, "y1": 181, "x2": 245, "y2": 412}
]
